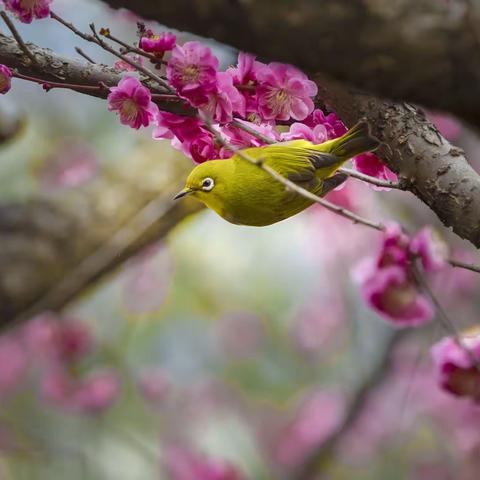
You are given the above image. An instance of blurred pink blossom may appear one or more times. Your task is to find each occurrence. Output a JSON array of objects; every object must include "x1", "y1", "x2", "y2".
[
  {"x1": 2, "y1": 0, "x2": 52, "y2": 23},
  {"x1": 256, "y1": 63, "x2": 317, "y2": 121},
  {"x1": 431, "y1": 329, "x2": 480, "y2": 403},
  {"x1": 140, "y1": 30, "x2": 176, "y2": 55},
  {"x1": 37, "y1": 141, "x2": 99, "y2": 189},
  {"x1": 0, "y1": 64, "x2": 12, "y2": 94},
  {"x1": 137, "y1": 368, "x2": 170, "y2": 405},
  {"x1": 167, "y1": 41, "x2": 219, "y2": 107},
  {"x1": 359, "y1": 264, "x2": 434, "y2": 326},
  {"x1": 409, "y1": 227, "x2": 448, "y2": 273},
  {"x1": 275, "y1": 390, "x2": 345, "y2": 467},
  {"x1": 108, "y1": 76, "x2": 158, "y2": 129},
  {"x1": 353, "y1": 224, "x2": 434, "y2": 326},
  {"x1": 41, "y1": 367, "x2": 120, "y2": 414},
  {"x1": 215, "y1": 312, "x2": 264, "y2": 359},
  {"x1": 426, "y1": 110, "x2": 462, "y2": 142},
  {"x1": 0, "y1": 336, "x2": 27, "y2": 396},
  {"x1": 166, "y1": 447, "x2": 243, "y2": 480},
  {"x1": 122, "y1": 243, "x2": 173, "y2": 314}
]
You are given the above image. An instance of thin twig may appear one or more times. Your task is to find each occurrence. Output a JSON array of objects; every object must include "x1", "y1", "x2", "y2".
[
  {"x1": 205, "y1": 122, "x2": 385, "y2": 231},
  {"x1": 12, "y1": 70, "x2": 107, "y2": 92},
  {"x1": 75, "y1": 47, "x2": 96, "y2": 64},
  {"x1": 411, "y1": 261, "x2": 480, "y2": 370},
  {"x1": 4, "y1": 193, "x2": 182, "y2": 332},
  {"x1": 50, "y1": 11, "x2": 173, "y2": 93},
  {"x1": 449, "y1": 257, "x2": 480, "y2": 274},
  {"x1": 338, "y1": 167, "x2": 402, "y2": 189},
  {"x1": 296, "y1": 330, "x2": 403, "y2": 479},
  {"x1": 0, "y1": 11, "x2": 40, "y2": 69},
  {"x1": 99, "y1": 29, "x2": 164, "y2": 65}
]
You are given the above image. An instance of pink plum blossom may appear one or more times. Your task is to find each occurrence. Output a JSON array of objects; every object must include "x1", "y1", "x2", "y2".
[
  {"x1": 280, "y1": 122, "x2": 328, "y2": 144},
  {"x1": 0, "y1": 64, "x2": 12, "y2": 94},
  {"x1": 108, "y1": 76, "x2": 158, "y2": 129},
  {"x1": 352, "y1": 152, "x2": 398, "y2": 190},
  {"x1": 154, "y1": 112, "x2": 228, "y2": 163},
  {"x1": 2, "y1": 0, "x2": 52, "y2": 23},
  {"x1": 410, "y1": 227, "x2": 448, "y2": 273},
  {"x1": 166, "y1": 447, "x2": 243, "y2": 480},
  {"x1": 303, "y1": 109, "x2": 347, "y2": 139},
  {"x1": 200, "y1": 71, "x2": 245, "y2": 123},
  {"x1": 431, "y1": 329, "x2": 480, "y2": 403},
  {"x1": 353, "y1": 224, "x2": 434, "y2": 327},
  {"x1": 227, "y1": 52, "x2": 265, "y2": 115},
  {"x1": 360, "y1": 265, "x2": 434, "y2": 326},
  {"x1": 140, "y1": 30, "x2": 176, "y2": 55},
  {"x1": 167, "y1": 41, "x2": 219, "y2": 107},
  {"x1": 256, "y1": 63, "x2": 317, "y2": 121}
]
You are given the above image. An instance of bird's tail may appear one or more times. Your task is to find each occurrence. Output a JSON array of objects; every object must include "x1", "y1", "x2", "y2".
[{"x1": 324, "y1": 121, "x2": 380, "y2": 161}]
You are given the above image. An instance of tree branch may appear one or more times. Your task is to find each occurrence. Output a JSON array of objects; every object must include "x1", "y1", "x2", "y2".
[
  {"x1": 101, "y1": 0, "x2": 480, "y2": 129},
  {"x1": 316, "y1": 77, "x2": 480, "y2": 247},
  {"x1": 0, "y1": 33, "x2": 189, "y2": 114},
  {"x1": 0, "y1": 153, "x2": 202, "y2": 329}
]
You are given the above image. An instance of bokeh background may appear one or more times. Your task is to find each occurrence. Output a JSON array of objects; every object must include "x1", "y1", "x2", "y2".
[{"x1": 0, "y1": 1, "x2": 480, "y2": 479}]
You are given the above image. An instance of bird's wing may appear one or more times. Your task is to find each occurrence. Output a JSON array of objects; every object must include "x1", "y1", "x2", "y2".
[{"x1": 250, "y1": 140, "x2": 340, "y2": 184}]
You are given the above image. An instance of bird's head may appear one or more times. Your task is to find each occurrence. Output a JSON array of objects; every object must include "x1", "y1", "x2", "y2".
[{"x1": 174, "y1": 161, "x2": 225, "y2": 206}]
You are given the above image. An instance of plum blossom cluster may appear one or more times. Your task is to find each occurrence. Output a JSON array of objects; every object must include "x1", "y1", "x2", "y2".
[
  {"x1": 432, "y1": 328, "x2": 480, "y2": 404},
  {"x1": 106, "y1": 41, "x2": 395, "y2": 183},
  {"x1": 1, "y1": 0, "x2": 52, "y2": 23},
  {"x1": 353, "y1": 225, "x2": 448, "y2": 327}
]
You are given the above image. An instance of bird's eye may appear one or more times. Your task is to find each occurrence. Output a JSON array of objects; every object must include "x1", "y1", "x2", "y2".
[{"x1": 201, "y1": 177, "x2": 215, "y2": 191}]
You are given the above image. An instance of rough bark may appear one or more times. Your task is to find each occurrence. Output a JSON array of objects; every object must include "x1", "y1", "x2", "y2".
[
  {"x1": 317, "y1": 77, "x2": 480, "y2": 246},
  {"x1": 0, "y1": 33, "x2": 190, "y2": 114},
  {"x1": 102, "y1": 0, "x2": 480, "y2": 128},
  {"x1": 0, "y1": 150, "x2": 202, "y2": 329}
]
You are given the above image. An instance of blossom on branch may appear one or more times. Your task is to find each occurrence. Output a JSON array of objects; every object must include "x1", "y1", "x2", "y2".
[
  {"x1": 107, "y1": 76, "x2": 158, "y2": 129},
  {"x1": 0, "y1": 64, "x2": 12, "y2": 94},
  {"x1": 2, "y1": 0, "x2": 52, "y2": 23},
  {"x1": 140, "y1": 30, "x2": 176, "y2": 56},
  {"x1": 256, "y1": 63, "x2": 317, "y2": 121},
  {"x1": 167, "y1": 41, "x2": 219, "y2": 107},
  {"x1": 353, "y1": 224, "x2": 435, "y2": 326},
  {"x1": 409, "y1": 227, "x2": 448, "y2": 273},
  {"x1": 431, "y1": 329, "x2": 480, "y2": 404}
]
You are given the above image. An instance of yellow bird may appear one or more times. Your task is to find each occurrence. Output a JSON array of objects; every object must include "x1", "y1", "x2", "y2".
[{"x1": 174, "y1": 121, "x2": 379, "y2": 226}]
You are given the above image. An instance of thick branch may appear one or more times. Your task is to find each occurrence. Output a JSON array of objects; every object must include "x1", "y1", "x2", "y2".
[
  {"x1": 0, "y1": 153, "x2": 202, "y2": 329},
  {"x1": 102, "y1": 0, "x2": 480, "y2": 128},
  {"x1": 0, "y1": 33, "x2": 189, "y2": 114},
  {"x1": 317, "y1": 77, "x2": 480, "y2": 247}
]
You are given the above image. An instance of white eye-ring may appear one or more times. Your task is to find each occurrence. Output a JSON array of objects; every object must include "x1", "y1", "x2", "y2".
[{"x1": 201, "y1": 177, "x2": 215, "y2": 191}]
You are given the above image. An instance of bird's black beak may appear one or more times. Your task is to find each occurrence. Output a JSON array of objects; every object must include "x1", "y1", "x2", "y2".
[{"x1": 173, "y1": 188, "x2": 192, "y2": 200}]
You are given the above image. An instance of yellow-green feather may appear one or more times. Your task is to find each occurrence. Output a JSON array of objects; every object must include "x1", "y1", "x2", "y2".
[{"x1": 183, "y1": 121, "x2": 379, "y2": 226}]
